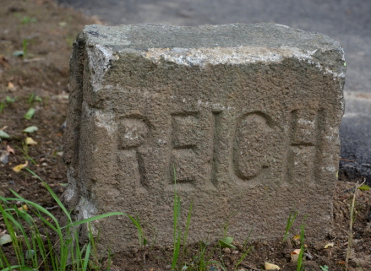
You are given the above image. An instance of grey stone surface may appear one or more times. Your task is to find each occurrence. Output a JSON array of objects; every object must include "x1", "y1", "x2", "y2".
[
  {"x1": 57, "y1": 0, "x2": 371, "y2": 183},
  {"x1": 64, "y1": 23, "x2": 346, "y2": 252}
]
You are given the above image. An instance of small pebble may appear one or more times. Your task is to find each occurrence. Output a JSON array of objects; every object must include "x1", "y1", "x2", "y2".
[{"x1": 223, "y1": 247, "x2": 231, "y2": 254}]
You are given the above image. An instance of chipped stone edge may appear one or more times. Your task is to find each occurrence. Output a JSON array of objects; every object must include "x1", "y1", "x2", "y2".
[
  {"x1": 86, "y1": 44, "x2": 118, "y2": 92},
  {"x1": 86, "y1": 43, "x2": 346, "y2": 96},
  {"x1": 141, "y1": 46, "x2": 346, "y2": 78}
]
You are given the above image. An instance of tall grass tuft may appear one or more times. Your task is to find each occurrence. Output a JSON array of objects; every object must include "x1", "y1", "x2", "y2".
[
  {"x1": 171, "y1": 167, "x2": 193, "y2": 271},
  {"x1": 296, "y1": 222, "x2": 306, "y2": 271},
  {"x1": 171, "y1": 167, "x2": 182, "y2": 270},
  {"x1": 0, "y1": 169, "x2": 125, "y2": 271},
  {"x1": 282, "y1": 210, "x2": 298, "y2": 243}
]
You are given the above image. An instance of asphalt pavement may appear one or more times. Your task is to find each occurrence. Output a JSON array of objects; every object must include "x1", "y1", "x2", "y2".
[{"x1": 57, "y1": 0, "x2": 371, "y2": 182}]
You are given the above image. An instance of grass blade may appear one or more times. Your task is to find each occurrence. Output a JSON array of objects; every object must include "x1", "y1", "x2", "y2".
[
  {"x1": 65, "y1": 212, "x2": 126, "y2": 228},
  {"x1": 183, "y1": 201, "x2": 193, "y2": 253},
  {"x1": 128, "y1": 215, "x2": 146, "y2": 247},
  {"x1": 172, "y1": 232, "x2": 181, "y2": 270},
  {"x1": 235, "y1": 246, "x2": 252, "y2": 269},
  {"x1": 24, "y1": 108, "x2": 35, "y2": 120},
  {"x1": 26, "y1": 168, "x2": 72, "y2": 222},
  {"x1": 282, "y1": 210, "x2": 298, "y2": 243},
  {"x1": 82, "y1": 242, "x2": 92, "y2": 271}
]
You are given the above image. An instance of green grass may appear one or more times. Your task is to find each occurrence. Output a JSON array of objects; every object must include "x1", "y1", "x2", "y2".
[
  {"x1": 0, "y1": 169, "x2": 125, "y2": 271},
  {"x1": 170, "y1": 168, "x2": 253, "y2": 271},
  {"x1": 27, "y1": 93, "x2": 42, "y2": 106},
  {"x1": 16, "y1": 142, "x2": 37, "y2": 165},
  {"x1": 182, "y1": 240, "x2": 226, "y2": 271},
  {"x1": 127, "y1": 215, "x2": 147, "y2": 248},
  {"x1": 296, "y1": 222, "x2": 306, "y2": 271},
  {"x1": 282, "y1": 210, "x2": 298, "y2": 243},
  {"x1": 0, "y1": 167, "x2": 261, "y2": 271},
  {"x1": 0, "y1": 96, "x2": 17, "y2": 114},
  {"x1": 345, "y1": 181, "x2": 369, "y2": 271},
  {"x1": 22, "y1": 39, "x2": 29, "y2": 59},
  {"x1": 171, "y1": 167, "x2": 194, "y2": 270}
]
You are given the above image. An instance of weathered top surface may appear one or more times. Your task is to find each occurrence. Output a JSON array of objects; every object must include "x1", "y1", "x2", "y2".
[
  {"x1": 81, "y1": 23, "x2": 345, "y2": 76},
  {"x1": 83, "y1": 23, "x2": 339, "y2": 51}
]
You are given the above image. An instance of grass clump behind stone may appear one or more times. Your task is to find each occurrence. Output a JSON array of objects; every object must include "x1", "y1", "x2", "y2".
[{"x1": 0, "y1": 169, "x2": 124, "y2": 271}]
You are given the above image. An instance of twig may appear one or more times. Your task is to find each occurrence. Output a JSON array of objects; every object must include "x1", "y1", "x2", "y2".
[
  {"x1": 340, "y1": 158, "x2": 355, "y2": 162},
  {"x1": 345, "y1": 178, "x2": 366, "y2": 271}
]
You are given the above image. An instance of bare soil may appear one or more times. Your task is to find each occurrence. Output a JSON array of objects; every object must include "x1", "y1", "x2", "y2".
[{"x1": 1, "y1": 1, "x2": 371, "y2": 270}]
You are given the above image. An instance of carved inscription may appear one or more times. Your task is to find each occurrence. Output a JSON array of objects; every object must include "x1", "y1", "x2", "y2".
[
  {"x1": 172, "y1": 114, "x2": 199, "y2": 148},
  {"x1": 170, "y1": 113, "x2": 199, "y2": 184},
  {"x1": 233, "y1": 113, "x2": 275, "y2": 181},
  {"x1": 210, "y1": 111, "x2": 222, "y2": 187},
  {"x1": 117, "y1": 118, "x2": 149, "y2": 191},
  {"x1": 287, "y1": 110, "x2": 320, "y2": 184},
  {"x1": 169, "y1": 111, "x2": 223, "y2": 190},
  {"x1": 119, "y1": 118, "x2": 149, "y2": 149},
  {"x1": 118, "y1": 110, "x2": 284, "y2": 191}
]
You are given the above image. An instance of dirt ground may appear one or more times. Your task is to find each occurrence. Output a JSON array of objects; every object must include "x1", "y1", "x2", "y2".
[{"x1": 1, "y1": 1, "x2": 371, "y2": 270}]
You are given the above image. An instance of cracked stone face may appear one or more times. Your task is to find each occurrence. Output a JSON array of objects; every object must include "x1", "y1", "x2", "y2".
[{"x1": 64, "y1": 23, "x2": 346, "y2": 253}]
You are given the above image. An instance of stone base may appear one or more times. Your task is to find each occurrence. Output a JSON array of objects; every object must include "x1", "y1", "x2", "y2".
[{"x1": 64, "y1": 23, "x2": 346, "y2": 253}]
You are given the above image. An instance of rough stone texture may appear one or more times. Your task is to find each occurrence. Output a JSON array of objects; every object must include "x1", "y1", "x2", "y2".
[{"x1": 64, "y1": 23, "x2": 346, "y2": 253}]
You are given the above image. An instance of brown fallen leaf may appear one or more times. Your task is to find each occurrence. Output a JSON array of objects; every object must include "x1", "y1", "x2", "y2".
[
  {"x1": 13, "y1": 161, "x2": 28, "y2": 173},
  {"x1": 290, "y1": 249, "x2": 302, "y2": 262},
  {"x1": 265, "y1": 262, "x2": 280, "y2": 270},
  {"x1": 7, "y1": 145, "x2": 15, "y2": 155},
  {"x1": 7, "y1": 82, "x2": 15, "y2": 91},
  {"x1": 0, "y1": 55, "x2": 10, "y2": 68},
  {"x1": 25, "y1": 137, "x2": 37, "y2": 146},
  {"x1": 324, "y1": 242, "x2": 334, "y2": 249},
  {"x1": 18, "y1": 205, "x2": 28, "y2": 211}
]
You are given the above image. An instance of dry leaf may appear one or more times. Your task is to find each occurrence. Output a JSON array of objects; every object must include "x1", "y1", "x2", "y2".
[
  {"x1": 0, "y1": 130, "x2": 10, "y2": 139},
  {"x1": 0, "y1": 55, "x2": 10, "y2": 68},
  {"x1": 7, "y1": 145, "x2": 15, "y2": 155},
  {"x1": 18, "y1": 204, "x2": 28, "y2": 211},
  {"x1": 324, "y1": 242, "x2": 334, "y2": 249},
  {"x1": 0, "y1": 234, "x2": 12, "y2": 246},
  {"x1": 7, "y1": 82, "x2": 15, "y2": 90},
  {"x1": 264, "y1": 262, "x2": 280, "y2": 270},
  {"x1": 25, "y1": 137, "x2": 37, "y2": 145},
  {"x1": 290, "y1": 249, "x2": 301, "y2": 262},
  {"x1": 23, "y1": 126, "x2": 38, "y2": 133},
  {"x1": 13, "y1": 161, "x2": 28, "y2": 172},
  {"x1": 292, "y1": 235, "x2": 301, "y2": 245}
]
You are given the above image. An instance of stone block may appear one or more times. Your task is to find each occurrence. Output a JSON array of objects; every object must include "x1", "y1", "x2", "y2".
[{"x1": 64, "y1": 23, "x2": 346, "y2": 252}]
